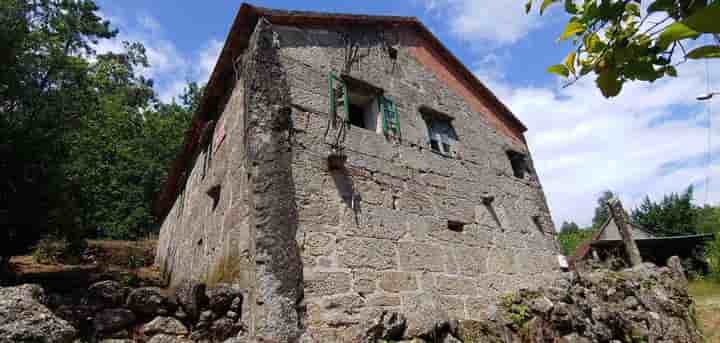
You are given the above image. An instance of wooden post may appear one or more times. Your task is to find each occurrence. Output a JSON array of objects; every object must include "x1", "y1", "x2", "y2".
[{"x1": 607, "y1": 198, "x2": 643, "y2": 267}]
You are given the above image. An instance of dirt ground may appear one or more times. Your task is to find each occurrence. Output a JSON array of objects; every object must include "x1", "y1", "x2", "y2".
[
  {"x1": 8, "y1": 239, "x2": 162, "y2": 291},
  {"x1": 689, "y1": 280, "x2": 720, "y2": 342}
]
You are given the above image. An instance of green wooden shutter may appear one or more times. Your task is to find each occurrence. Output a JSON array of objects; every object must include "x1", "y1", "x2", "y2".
[
  {"x1": 380, "y1": 96, "x2": 400, "y2": 139},
  {"x1": 329, "y1": 73, "x2": 349, "y2": 126}
]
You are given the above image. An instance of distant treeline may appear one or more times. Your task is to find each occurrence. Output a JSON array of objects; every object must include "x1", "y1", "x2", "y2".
[{"x1": 558, "y1": 187, "x2": 720, "y2": 280}]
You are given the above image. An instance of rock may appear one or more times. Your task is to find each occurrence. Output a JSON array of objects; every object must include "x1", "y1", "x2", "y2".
[
  {"x1": 667, "y1": 255, "x2": 687, "y2": 286},
  {"x1": 99, "y1": 339, "x2": 133, "y2": 343},
  {"x1": 85, "y1": 281, "x2": 126, "y2": 309},
  {"x1": 141, "y1": 316, "x2": 188, "y2": 336},
  {"x1": 403, "y1": 293, "x2": 449, "y2": 338},
  {"x1": 147, "y1": 334, "x2": 192, "y2": 343},
  {"x1": 206, "y1": 284, "x2": 243, "y2": 314},
  {"x1": 126, "y1": 287, "x2": 172, "y2": 316},
  {"x1": 357, "y1": 311, "x2": 407, "y2": 342},
  {"x1": 0, "y1": 284, "x2": 77, "y2": 343},
  {"x1": 93, "y1": 309, "x2": 136, "y2": 334},
  {"x1": 227, "y1": 311, "x2": 238, "y2": 319},
  {"x1": 175, "y1": 280, "x2": 207, "y2": 320},
  {"x1": 210, "y1": 317, "x2": 238, "y2": 341},
  {"x1": 199, "y1": 310, "x2": 215, "y2": 324}
]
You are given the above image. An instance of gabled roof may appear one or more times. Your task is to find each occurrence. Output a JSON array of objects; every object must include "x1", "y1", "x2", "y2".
[
  {"x1": 155, "y1": 3, "x2": 528, "y2": 219},
  {"x1": 571, "y1": 214, "x2": 714, "y2": 263}
]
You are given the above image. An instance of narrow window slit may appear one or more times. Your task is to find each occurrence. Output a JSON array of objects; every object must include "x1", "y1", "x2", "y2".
[
  {"x1": 482, "y1": 196, "x2": 503, "y2": 229},
  {"x1": 207, "y1": 184, "x2": 221, "y2": 210},
  {"x1": 532, "y1": 215, "x2": 545, "y2": 235},
  {"x1": 447, "y1": 220, "x2": 466, "y2": 232}
]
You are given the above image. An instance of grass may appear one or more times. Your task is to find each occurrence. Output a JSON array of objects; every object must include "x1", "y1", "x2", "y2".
[{"x1": 689, "y1": 279, "x2": 720, "y2": 342}]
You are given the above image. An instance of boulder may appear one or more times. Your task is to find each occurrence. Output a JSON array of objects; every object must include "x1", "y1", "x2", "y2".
[
  {"x1": 0, "y1": 284, "x2": 77, "y2": 343},
  {"x1": 93, "y1": 309, "x2": 136, "y2": 334},
  {"x1": 174, "y1": 280, "x2": 207, "y2": 320},
  {"x1": 85, "y1": 281, "x2": 126, "y2": 309},
  {"x1": 210, "y1": 317, "x2": 238, "y2": 342},
  {"x1": 126, "y1": 287, "x2": 173, "y2": 316},
  {"x1": 402, "y1": 293, "x2": 449, "y2": 338},
  {"x1": 147, "y1": 334, "x2": 192, "y2": 343},
  {"x1": 206, "y1": 283, "x2": 243, "y2": 314},
  {"x1": 141, "y1": 316, "x2": 188, "y2": 336}
]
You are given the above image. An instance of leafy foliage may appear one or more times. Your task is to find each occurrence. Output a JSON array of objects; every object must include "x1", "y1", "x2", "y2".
[
  {"x1": 1, "y1": 0, "x2": 196, "y2": 260},
  {"x1": 631, "y1": 186, "x2": 696, "y2": 236},
  {"x1": 557, "y1": 226, "x2": 595, "y2": 255},
  {"x1": 592, "y1": 190, "x2": 616, "y2": 229},
  {"x1": 527, "y1": 0, "x2": 720, "y2": 97}
]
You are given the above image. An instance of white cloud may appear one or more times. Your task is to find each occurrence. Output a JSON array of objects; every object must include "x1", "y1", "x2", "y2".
[
  {"x1": 197, "y1": 39, "x2": 224, "y2": 83},
  {"x1": 424, "y1": 0, "x2": 545, "y2": 45},
  {"x1": 94, "y1": 11, "x2": 221, "y2": 103},
  {"x1": 485, "y1": 59, "x2": 720, "y2": 228}
]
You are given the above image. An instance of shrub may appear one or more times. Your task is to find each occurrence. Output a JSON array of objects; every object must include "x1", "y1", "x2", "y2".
[
  {"x1": 32, "y1": 235, "x2": 85, "y2": 264},
  {"x1": 707, "y1": 235, "x2": 720, "y2": 282}
]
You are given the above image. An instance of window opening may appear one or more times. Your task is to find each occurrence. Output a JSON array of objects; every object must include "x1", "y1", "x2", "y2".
[
  {"x1": 482, "y1": 196, "x2": 502, "y2": 229},
  {"x1": 447, "y1": 220, "x2": 466, "y2": 232},
  {"x1": 532, "y1": 215, "x2": 545, "y2": 235},
  {"x1": 421, "y1": 107, "x2": 457, "y2": 156},
  {"x1": 328, "y1": 73, "x2": 399, "y2": 137},
  {"x1": 507, "y1": 150, "x2": 530, "y2": 179}
]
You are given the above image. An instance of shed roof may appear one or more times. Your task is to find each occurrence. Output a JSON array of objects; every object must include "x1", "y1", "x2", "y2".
[{"x1": 154, "y1": 3, "x2": 528, "y2": 219}]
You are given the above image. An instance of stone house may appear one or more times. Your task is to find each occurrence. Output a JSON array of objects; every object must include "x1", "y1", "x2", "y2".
[{"x1": 154, "y1": 4, "x2": 560, "y2": 341}]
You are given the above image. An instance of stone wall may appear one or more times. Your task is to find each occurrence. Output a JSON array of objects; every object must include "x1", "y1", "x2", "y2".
[
  {"x1": 156, "y1": 18, "x2": 560, "y2": 341},
  {"x1": 280, "y1": 23, "x2": 559, "y2": 339}
]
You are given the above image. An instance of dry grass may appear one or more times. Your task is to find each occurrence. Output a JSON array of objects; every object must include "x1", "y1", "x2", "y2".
[
  {"x1": 9, "y1": 239, "x2": 163, "y2": 291},
  {"x1": 689, "y1": 280, "x2": 720, "y2": 342}
]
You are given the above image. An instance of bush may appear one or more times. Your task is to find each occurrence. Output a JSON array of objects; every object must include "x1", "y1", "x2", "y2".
[
  {"x1": 32, "y1": 236, "x2": 85, "y2": 264},
  {"x1": 707, "y1": 235, "x2": 720, "y2": 282}
]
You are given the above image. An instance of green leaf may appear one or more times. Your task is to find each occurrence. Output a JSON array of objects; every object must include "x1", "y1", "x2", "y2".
[
  {"x1": 658, "y1": 22, "x2": 700, "y2": 49},
  {"x1": 560, "y1": 21, "x2": 586, "y2": 41},
  {"x1": 564, "y1": 51, "x2": 577, "y2": 75},
  {"x1": 547, "y1": 64, "x2": 570, "y2": 77},
  {"x1": 684, "y1": 6, "x2": 720, "y2": 34},
  {"x1": 686, "y1": 45, "x2": 720, "y2": 59},
  {"x1": 664, "y1": 66, "x2": 678, "y2": 77},
  {"x1": 564, "y1": 0, "x2": 578, "y2": 14},
  {"x1": 525, "y1": 0, "x2": 532, "y2": 14},
  {"x1": 584, "y1": 33, "x2": 604, "y2": 53},
  {"x1": 540, "y1": 0, "x2": 560, "y2": 14},
  {"x1": 647, "y1": 0, "x2": 674, "y2": 13},
  {"x1": 596, "y1": 69, "x2": 622, "y2": 98}
]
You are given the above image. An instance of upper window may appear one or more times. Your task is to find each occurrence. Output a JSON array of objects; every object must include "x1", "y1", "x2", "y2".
[
  {"x1": 347, "y1": 90, "x2": 380, "y2": 132},
  {"x1": 329, "y1": 73, "x2": 401, "y2": 139},
  {"x1": 421, "y1": 106, "x2": 457, "y2": 156},
  {"x1": 507, "y1": 150, "x2": 532, "y2": 179}
]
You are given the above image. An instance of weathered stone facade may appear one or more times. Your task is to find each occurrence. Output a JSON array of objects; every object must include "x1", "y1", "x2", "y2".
[{"x1": 156, "y1": 5, "x2": 560, "y2": 341}]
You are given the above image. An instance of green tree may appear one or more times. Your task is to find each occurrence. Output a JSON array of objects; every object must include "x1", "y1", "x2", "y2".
[
  {"x1": 527, "y1": 0, "x2": 720, "y2": 97},
  {"x1": 631, "y1": 186, "x2": 696, "y2": 236},
  {"x1": 592, "y1": 190, "x2": 615, "y2": 229},
  {"x1": 1, "y1": 0, "x2": 116, "y2": 263},
  {"x1": 694, "y1": 205, "x2": 720, "y2": 234},
  {"x1": 557, "y1": 227, "x2": 595, "y2": 255},
  {"x1": 1, "y1": 0, "x2": 196, "y2": 272},
  {"x1": 560, "y1": 221, "x2": 581, "y2": 233}
]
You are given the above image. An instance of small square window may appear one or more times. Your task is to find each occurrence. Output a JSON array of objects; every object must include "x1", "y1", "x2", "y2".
[
  {"x1": 447, "y1": 220, "x2": 465, "y2": 232},
  {"x1": 507, "y1": 150, "x2": 531, "y2": 179},
  {"x1": 424, "y1": 115, "x2": 456, "y2": 156}
]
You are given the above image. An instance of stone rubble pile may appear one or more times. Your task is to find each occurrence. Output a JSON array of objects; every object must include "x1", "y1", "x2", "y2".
[
  {"x1": 0, "y1": 257, "x2": 704, "y2": 342},
  {"x1": 302, "y1": 257, "x2": 703, "y2": 342},
  {"x1": 1, "y1": 280, "x2": 245, "y2": 343}
]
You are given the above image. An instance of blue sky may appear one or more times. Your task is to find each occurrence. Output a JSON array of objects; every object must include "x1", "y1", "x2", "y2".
[{"x1": 95, "y1": 0, "x2": 720, "y2": 228}]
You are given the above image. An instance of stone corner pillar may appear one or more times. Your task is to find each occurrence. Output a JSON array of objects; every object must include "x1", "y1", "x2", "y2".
[{"x1": 606, "y1": 198, "x2": 642, "y2": 267}]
